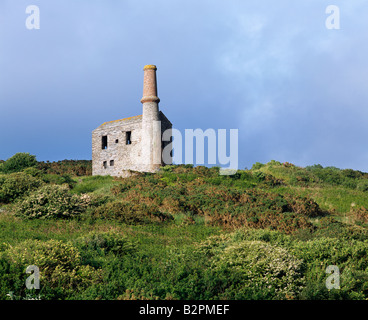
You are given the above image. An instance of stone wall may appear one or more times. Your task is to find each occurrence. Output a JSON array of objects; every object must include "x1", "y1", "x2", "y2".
[
  {"x1": 92, "y1": 112, "x2": 172, "y2": 177},
  {"x1": 92, "y1": 116, "x2": 143, "y2": 176}
]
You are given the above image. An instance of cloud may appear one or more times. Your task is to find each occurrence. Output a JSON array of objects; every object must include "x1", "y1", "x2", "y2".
[
  {"x1": 206, "y1": 1, "x2": 368, "y2": 170},
  {"x1": 0, "y1": 0, "x2": 368, "y2": 171}
]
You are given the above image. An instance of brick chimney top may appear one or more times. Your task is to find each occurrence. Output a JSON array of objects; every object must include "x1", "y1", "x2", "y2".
[
  {"x1": 141, "y1": 65, "x2": 160, "y2": 104},
  {"x1": 143, "y1": 65, "x2": 157, "y2": 71}
]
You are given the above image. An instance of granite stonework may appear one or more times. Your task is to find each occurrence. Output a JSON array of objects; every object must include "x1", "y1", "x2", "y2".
[{"x1": 92, "y1": 65, "x2": 172, "y2": 177}]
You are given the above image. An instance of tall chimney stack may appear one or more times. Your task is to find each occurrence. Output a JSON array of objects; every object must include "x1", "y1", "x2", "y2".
[
  {"x1": 140, "y1": 65, "x2": 161, "y2": 172},
  {"x1": 141, "y1": 65, "x2": 160, "y2": 104}
]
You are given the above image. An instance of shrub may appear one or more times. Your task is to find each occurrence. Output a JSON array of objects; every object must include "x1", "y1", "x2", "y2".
[
  {"x1": 13, "y1": 184, "x2": 90, "y2": 219},
  {"x1": 283, "y1": 194, "x2": 322, "y2": 218},
  {"x1": 0, "y1": 172, "x2": 43, "y2": 203},
  {"x1": 290, "y1": 171, "x2": 314, "y2": 185},
  {"x1": 0, "y1": 153, "x2": 37, "y2": 174},
  {"x1": 350, "y1": 206, "x2": 368, "y2": 224},
  {"x1": 251, "y1": 162, "x2": 264, "y2": 170},
  {"x1": 196, "y1": 237, "x2": 305, "y2": 299},
  {"x1": 41, "y1": 174, "x2": 76, "y2": 189},
  {"x1": 93, "y1": 200, "x2": 174, "y2": 224},
  {"x1": 342, "y1": 179, "x2": 358, "y2": 189},
  {"x1": 252, "y1": 171, "x2": 282, "y2": 186},
  {"x1": 357, "y1": 181, "x2": 368, "y2": 192},
  {"x1": 160, "y1": 165, "x2": 176, "y2": 173},
  {"x1": 0, "y1": 239, "x2": 102, "y2": 299},
  {"x1": 314, "y1": 168, "x2": 343, "y2": 185},
  {"x1": 282, "y1": 162, "x2": 295, "y2": 168},
  {"x1": 22, "y1": 167, "x2": 43, "y2": 177},
  {"x1": 37, "y1": 160, "x2": 92, "y2": 176},
  {"x1": 342, "y1": 169, "x2": 363, "y2": 179},
  {"x1": 291, "y1": 237, "x2": 368, "y2": 299},
  {"x1": 305, "y1": 164, "x2": 323, "y2": 170},
  {"x1": 87, "y1": 194, "x2": 113, "y2": 207},
  {"x1": 203, "y1": 188, "x2": 314, "y2": 234},
  {"x1": 225, "y1": 229, "x2": 368, "y2": 300},
  {"x1": 267, "y1": 160, "x2": 282, "y2": 167},
  {"x1": 314, "y1": 216, "x2": 368, "y2": 241},
  {"x1": 253, "y1": 171, "x2": 266, "y2": 181},
  {"x1": 75, "y1": 231, "x2": 136, "y2": 256}
]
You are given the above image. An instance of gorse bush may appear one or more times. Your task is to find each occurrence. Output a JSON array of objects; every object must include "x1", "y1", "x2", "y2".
[
  {"x1": 290, "y1": 237, "x2": 368, "y2": 299},
  {"x1": 195, "y1": 235, "x2": 305, "y2": 299},
  {"x1": 313, "y1": 216, "x2": 368, "y2": 241},
  {"x1": 357, "y1": 181, "x2": 368, "y2": 192},
  {"x1": 251, "y1": 162, "x2": 265, "y2": 170},
  {"x1": 283, "y1": 194, "x2": 322, "y2": 218},
  {"x1": 0, "y1": 239, "x2": 102, "y2": 299},
  {"x1": 252, "y1": 171, "x2": 283, "y2": 187},
  {"x1": 350, "y1": 206, "x2": 368, "y2": 224},
  {"x1": 93, "y1": 200, "x2": 174, "y2": 224},
  {"x1": 0, "y1": 153, "x2": 37, "y2": 174},
  {"x1": 107, "y1": 171, "x2": 319, "y2": 233},
  {"x1": 37, "y1": 160, "x2": 92, "y2": 176},
  {"x1": 75, "y1": 231, "x2": 136, "y2": 256},
  {"x1": 0, "y1": 172, "x2": 43, "y2": 203},
  {"x1": 225, "y1": 228, "x2": 368, "y2": 300},
  {"x1": 22, "y1": 167, "x2": 43, "y2": 177},
  {"x1": 259, "y1": 161, "x2": 368, "y2": 191},
  {"x1": 14, "y1": 184, "x2": 90, "y2": 219}
]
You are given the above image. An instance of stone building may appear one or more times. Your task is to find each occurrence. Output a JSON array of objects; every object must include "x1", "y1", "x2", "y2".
[{"x1": 92, "y1": 65, "x2": 172, "y2": 177}]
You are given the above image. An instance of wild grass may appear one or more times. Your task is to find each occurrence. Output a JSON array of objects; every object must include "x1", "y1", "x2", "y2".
[
  {"x1": 71, "y1": 175, "x2": 118, "y2": 195},
  {"x1": 1, "y1": 160, "x2": 368, "y2": 300}
]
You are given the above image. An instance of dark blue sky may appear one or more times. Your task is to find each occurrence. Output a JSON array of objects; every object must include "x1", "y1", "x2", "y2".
[{"x1": 1, "y1": 0, "x2": 368, "y2": 171}]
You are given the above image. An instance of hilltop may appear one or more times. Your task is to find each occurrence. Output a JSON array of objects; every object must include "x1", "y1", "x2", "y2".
[{"x1": 1, "y1": 153, "x2": 368, "y2": 300}]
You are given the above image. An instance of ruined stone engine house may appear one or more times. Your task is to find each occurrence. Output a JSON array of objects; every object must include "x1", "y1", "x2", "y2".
[{"x1": 92, "y1": 65, "x2": 172, "y2": 177}]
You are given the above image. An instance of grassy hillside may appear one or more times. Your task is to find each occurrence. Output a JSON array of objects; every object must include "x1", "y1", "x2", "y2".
[{"x1": 1, "y1": 155, "x2": 368, "y2": 300}]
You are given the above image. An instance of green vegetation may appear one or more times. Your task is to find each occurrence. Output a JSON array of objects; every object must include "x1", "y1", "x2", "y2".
[
  {"x1": 0, "y1": 153, "x2": 37, "y2": 174},
  {"x1": 0, "y1": 172, "x2": 44, "y2": 203},
  {"x1": 37, "y1": 159, "x2": 92, "y2": 176},
  {"x1": 1, "y1": 155, "x2": 368, "y2": 300},
  {"x1": 13, "y1": 184, "x2": 90, "y2": 220}
]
